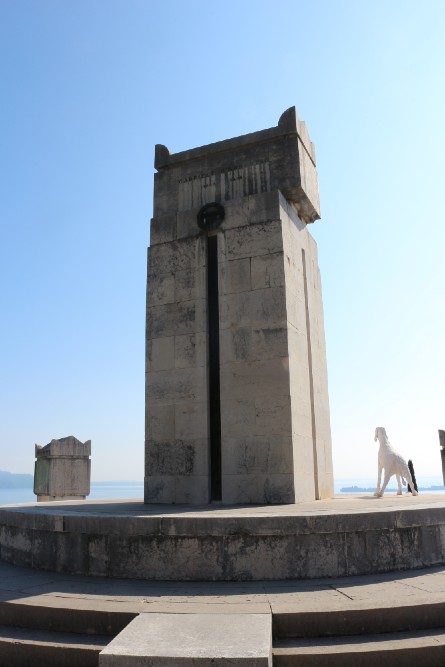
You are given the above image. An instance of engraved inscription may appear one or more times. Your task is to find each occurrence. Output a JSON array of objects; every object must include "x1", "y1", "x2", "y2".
[{"x1": 178, "y1": 161, "x2": 270, "y2": 212}]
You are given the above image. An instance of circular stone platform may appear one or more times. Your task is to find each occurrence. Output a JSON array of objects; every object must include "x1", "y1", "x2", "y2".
[{"x1": 1, "y1": 494, "x2": 444, "y2": 581}]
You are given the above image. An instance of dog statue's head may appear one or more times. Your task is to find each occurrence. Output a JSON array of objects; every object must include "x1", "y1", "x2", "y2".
[{"x1": 374, "y1": 426, "x2": 386, "y2": 442}]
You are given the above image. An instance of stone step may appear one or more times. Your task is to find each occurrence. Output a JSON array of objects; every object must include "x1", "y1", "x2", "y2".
[
  {"x1": 273, "y1": 629, "x2": 445, "y2": 666},
  {"x1": 273, "y1": 598, "x2": 445, "y2": 638},
  {"x1": 99, "y1": 612, "x2": 272, "y2": 666},
  {"x1": 0, "y1": 624, "x2": 110, "y2": 667},
  {"x1": 0, "y1": 596, "x2": 137, "y2": 636}
]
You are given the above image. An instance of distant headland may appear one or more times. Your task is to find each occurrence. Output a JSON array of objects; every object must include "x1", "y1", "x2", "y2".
[
  {"x1": 0, "y1": 471, "x2": 33, "y2": 489},
  {"x1": 340, "y1": 485, "x2": 445, "y2": 493}
]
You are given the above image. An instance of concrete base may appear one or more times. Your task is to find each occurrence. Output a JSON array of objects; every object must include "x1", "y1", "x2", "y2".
[
  {"x1": 99, "y1": 612, "x2": 272, "y2": 666},
  {"x1": 1, "y1": 494, "x2": 445, "y2": 581}
]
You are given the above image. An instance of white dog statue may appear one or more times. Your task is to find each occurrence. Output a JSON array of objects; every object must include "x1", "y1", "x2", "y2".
[{"x1": 374, "y1": 427, "x2": 418, "y2": 497}]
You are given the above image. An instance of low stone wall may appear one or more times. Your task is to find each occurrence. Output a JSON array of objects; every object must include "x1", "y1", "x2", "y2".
[{"x1": 1, "y1": 497, "x2": 445, "y2": 581}]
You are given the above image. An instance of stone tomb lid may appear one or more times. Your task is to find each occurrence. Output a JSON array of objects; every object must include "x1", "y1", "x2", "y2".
[{"x1": 35, "y1": 436, "x2": 91, "y2": 458}]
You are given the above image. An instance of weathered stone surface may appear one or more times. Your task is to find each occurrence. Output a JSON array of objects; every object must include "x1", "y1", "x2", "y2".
[
  {"x1": 146, "y1": 109, "x2": 333, "y2": 504},
  {"x1": 34, "y1": 436, "x2": 91, "y2": 501},
  {"x1": 153, "y1": 107, "x2": 320, "y2": 223},
  {"x1": 99, "y1": 612, "x2": 272, "y2": 666},
  {"x1": 2, "y1": 497, "x2": 445, "y2": 581}
]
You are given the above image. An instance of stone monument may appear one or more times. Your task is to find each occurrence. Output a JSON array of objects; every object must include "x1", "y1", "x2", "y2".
[
  {"x1": 34, "y1": 435, "x2": 91, "y2": 501},
  {"x1": 145, "y1": 107, "x2": 334, "y2": 504}
]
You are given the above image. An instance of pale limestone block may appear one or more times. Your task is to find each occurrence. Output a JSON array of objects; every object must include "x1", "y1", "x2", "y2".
[
  {"x1": 220, "y1": 399, "x2": 256, "y2": 438},
  {"x1": 174, "y1": 267, "x2": 206, "y2": 303},
  {"x1": 174, "y1": 268, "x2": 196, "y2": 302},
  {"x1": 144, "y1": 474, "x2": 175, "y2": 503},
  {"x1": 147, "y1": 301, "x2": 195, "y2": 338},
  {"x1": 219, "y1": 291, "x2": 252, "y2": 330},
  {"x1": 250, "y1": 287, "x2": 287, "y2": 327},
  {"x1": 292, "y1": 470, "x2": 316, "y2": 503},
  {"x1": 318, "y1": 471, "x2": 334, "y2": 499},
  {"x1": 174, "y1": 402, "x2": 208, "y2": 440},
  {"x1": 149, "y1": 214, "x2": 177, "y2": 245},
  {"x1": 148, "y1": 336, "x2": 175, "y2": 372},
  {"x1": 254, "y1": 395, "x2": 292, "y2": 437},
  {"x1": 219, "y1": 326, "x2": 288, "y2": 364},
  {"x1": 224, "y1": 220, "x2": 283, "y2": 262},
  {"x1": 221, "y1": 191, "x2": 284, "y2": 232},
  {"x1": 99, "y1": 612, "x2": 272, "y2": 667},
  {"x1": 145, "y1": 438, "x2": 208, "y2": 476},
  {"x1": 176, "y1": 208, "x2": 200, "y2": 240},
  {"x1": 174, "y1": 332, "x2": 207, "y2": 369},
  {"x1": 279, "y1": 191, "x2": 307, "y2": 234},
  {"x1": 146, "y1": 404, "x2": 175, "y2": 441},
  {"x1": 251, "y1": 252, "x2": 285, "y2": 290},
  {"x1": 174, "y1": 475, "x2": 209, "y2": 504},
  {"x1": 259, "y1": 474, "x2": 295, "y2": 504},
  {"x1": 258, "y1": 437, "x2": 294, "y2": 473},
  {"x1": 148, "y1": 236, "x2": 205, "y2": 277},
  {"x1": 222, "y1": 436, "x2": 293, "y2": 475},
  {"x1": 222, "y1": 474, "x2": 259, "y2": 504},
  {"x1": 298, "y1": 136, "x2": 320, "y2": 216},
  {"x1": 146, "y1": 271, "x2": 175, "y2": 308},
  {"x1": 219, "y1": 358, "x2": 290, "y2": 401},
  {"x1": 219, "y1": 287, "x2": 286, "y2": 332},
  {"x1": 285, "y1": 288, "x2": 306, "y2": 333},
  {"x1": 147, "y1": 298, "x2": 206, "y2": 339},
  {"x1": 218, "y1": 196, "x2": 251, "y2": 231},
  {"x1": 218, "y1": 257, "x2": 251, "y2": 295},
  {"x1": 219, "y1": 327, "x2": 251, "y2": 363},
  {"x1": 246, "y1": 191, "x2": 282, "y2": 225},
  {"x1": 292, "y1": 433, "x2": 315, "y2": 477},
  {"x1": 147, "y1": 365, "x2": 207, "y2": 404}
]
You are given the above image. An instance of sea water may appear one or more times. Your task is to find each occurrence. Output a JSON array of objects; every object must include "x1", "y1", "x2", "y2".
[
  {"x1": 0, "y1": 477, "x2": 444, "y2": 506},
  {"x1": 0, "y1": 482, "x2": 144, "y2": 506}
]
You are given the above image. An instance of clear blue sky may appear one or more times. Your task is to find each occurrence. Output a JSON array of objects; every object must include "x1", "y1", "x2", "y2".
[{"x1": 1, "y1": 0, "x2": 444, "y2": 481}]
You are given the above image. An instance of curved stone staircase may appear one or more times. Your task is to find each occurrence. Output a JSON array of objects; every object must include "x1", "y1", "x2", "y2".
[{"x1": 1, "y1": 559, "x2": 445, "y2": 666}]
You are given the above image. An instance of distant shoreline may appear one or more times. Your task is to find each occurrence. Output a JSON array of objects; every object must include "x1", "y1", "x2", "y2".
[
  {"x1": 340, "y1": 485, "x2": 445, "y2": 493},
  {"x1": 0, "y1": 471, "x2": 143, "y2": 490}
]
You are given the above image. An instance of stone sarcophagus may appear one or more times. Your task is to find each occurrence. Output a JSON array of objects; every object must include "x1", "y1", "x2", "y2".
[
  {"x1": 145, "y1": 107, "x2": 334, "y2": 505},
  {"x1": 34, "y1": 436, "x2": 91, "y2": 501}
]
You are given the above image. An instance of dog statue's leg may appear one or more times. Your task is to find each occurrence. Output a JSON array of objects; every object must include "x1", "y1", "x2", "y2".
[
  {"x1": 396, "y1": 473, "x2": 402, "y2": 495},
  {"x1": 374, "y1": 463, "x2": 383, "y2": 496},
  {"x1": 377, "y1": 470, "x2": 392, "y2": 497},
  {"x1": 406, "y1": 471, "x2": 418, "y2": 496}
]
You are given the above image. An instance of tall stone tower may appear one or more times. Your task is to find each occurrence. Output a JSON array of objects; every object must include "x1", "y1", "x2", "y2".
[{"x1": 145, "y1": 107, "x2": 334, "y2": 504}]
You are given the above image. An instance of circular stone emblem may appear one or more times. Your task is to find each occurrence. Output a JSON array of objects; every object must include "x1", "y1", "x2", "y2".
[{"x1": 197, "y1": 202, "x2": 225, "y2": 231}]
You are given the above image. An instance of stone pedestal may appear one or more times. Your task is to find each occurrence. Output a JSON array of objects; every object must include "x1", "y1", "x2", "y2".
[
  {"x1": 34, "y1": 436, "x2": 91, "y2": 501},
  {"x1": 145, "y1": 107, "x2": 334, "y2": 504}
]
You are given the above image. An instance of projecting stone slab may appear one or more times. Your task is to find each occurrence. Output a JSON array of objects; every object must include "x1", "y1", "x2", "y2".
[{"x1": 99, "y1": 612, "x2": 272, "y2": 666}]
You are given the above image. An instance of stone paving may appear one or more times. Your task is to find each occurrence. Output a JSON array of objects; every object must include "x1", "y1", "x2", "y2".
[
  {"x1": 4, "y1": 492, "x2": 445, "y2": 517},
  {"x1": 1, "y1": 557, "x2": 445, "y2": 618}
]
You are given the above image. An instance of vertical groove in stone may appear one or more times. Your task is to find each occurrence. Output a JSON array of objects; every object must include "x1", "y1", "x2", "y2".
[
  {"x1": 207, "y1": 234, "x2": 222, "y2": 501},
  {"x1": 302, "y1": 249, "x2": 319, "y2": 499}
]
